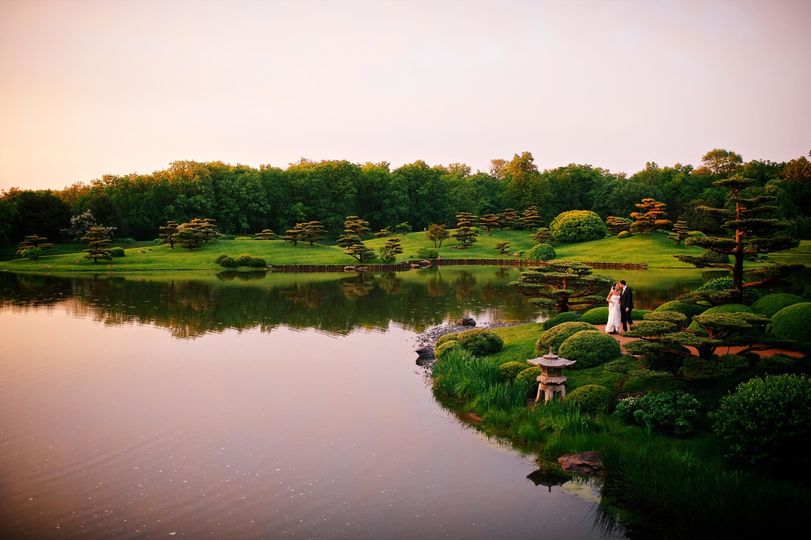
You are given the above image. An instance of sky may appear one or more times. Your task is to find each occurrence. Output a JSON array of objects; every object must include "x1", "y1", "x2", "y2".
[{"x1": 0, "y1": 0, "x2": 809, "y2": 191}]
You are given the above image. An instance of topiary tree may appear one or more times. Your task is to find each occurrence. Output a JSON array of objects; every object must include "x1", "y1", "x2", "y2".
[
  {"x1": 499, "y1": 208, "x2": 519, "y2": 229},
  {"x1": 558, "y1": 330, "x2": 622, "y2": 368},
  {"x1": 82, "y1": 225, "x2": 113, "y2": 262},
  {"x1": 654, "y1": 300, "x2": 708, "y2": 322},
  {"x1": 64, "y1": 210, "x2": 98, "y2": 241},
  {"x1": 624, "y1": 310, "x2": 692, "y2": 371},
  {"x1": 511, "y1": 262, "x2": 613, "y2": 313},
  {"x1": 606, "y1": 216, "x2": 632, "y2": 235},
  {"x1": 174, "y1": 220, "x2": 206, "y2": 249},
  {"x1": 426, "y1": 223, "x2": 449, "y2": 248},
  {"x1": 549, "y1": 210, "x2": 607, "y2": 243},
  {"x1": 495, "y1": 241, "x2": 511, "y2": 255},
  {"x1": 536, "y1": 321, "x2": 595, "y2": 353},
  {"x1": 530, "y1": 227, "x2": 551, "y2": 244},
  {"x1": 674, "y1": 175, "x2": 799, "y2": 298},
  {"x1": 253, "y1": 228, "x2": 276, "y2": 240},
  {"x1": 159, "y1": 220, "x2": 179, "y2": 248},
  {"x1": 520, "y1": 206, "x2": 541, "y2": 230},
  {"x1": 342, "y1": 215, "x2": 370, "y2": 238},
  {"x1": 479, "y1": 214, "x2": 500, "y2": 235},
  {"x1": 579, "y1": 306, "x2": 609, "y2": 324},
  {"x1": 300, "y1": 221, "x2": 327, "y2": 245},
  {"x1": 565, "y1": 384, "x2": 613, "y2": 416},
  {"x1": 345, "y1": 241, "x2": 376, "y2": 263},
  {"x1": 374, "y1": 227, "x2": 392, "y2": 238},
  {"x1": 686, "y1": 309, "x2": 769, "y2": 359},
  {"x1": 713, "y1": 374, "x2": 811, "y2": 465},
  {"x1": 435, "y1": 340, "x2": 460, "y2": 359},
  {"x1": 680, "y1": 276, "x2": 760, "y2": 306},
  {"x1": 668, "y1": 218, "x2": 690, "y2": 245},
  {"x1": 283, "y1": 222, "x2": 306, "y2": 245},
  {"x1": 527, "y1": 243, "x2": 555, "y2": 261},
  {"x1": 16, "y1": 234, "x2": 54, "y2": 258},
  {"x1": 769, "y1": 302, "x2": 811, "y2": 349},
  {"x1": 452, "y1": 212, "x2": 478, "y2": 249},
  {"x1": 630, "y1": 197, "x2": 671, "y2": 234},
  {"x1": 378, "y1": 237, "x2": 403, "y2": 263},
  {"x1": 338, "y1": 216, "x2": 374, "y2": 261}
]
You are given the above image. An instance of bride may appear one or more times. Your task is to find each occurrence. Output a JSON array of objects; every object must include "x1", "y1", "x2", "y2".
[{"x1": 605, "y1": 282, "x2": 623, "y2": 334}]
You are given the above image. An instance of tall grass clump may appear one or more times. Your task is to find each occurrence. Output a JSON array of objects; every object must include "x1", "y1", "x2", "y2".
[{"x1": 432, "y1": 348, "x2": 500, "y2": 401}]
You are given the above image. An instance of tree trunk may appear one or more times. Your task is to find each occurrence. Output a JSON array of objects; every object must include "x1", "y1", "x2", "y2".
[{"x1": 732, "y1": 200, "x2": 744, "y2": 301}]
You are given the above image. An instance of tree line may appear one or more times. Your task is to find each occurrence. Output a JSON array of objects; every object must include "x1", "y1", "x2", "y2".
[{"x1": 1, "y1": 149, "x2": 809, "y2": 245}]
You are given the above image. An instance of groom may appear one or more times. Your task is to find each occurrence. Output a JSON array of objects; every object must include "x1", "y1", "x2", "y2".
[{"x1": 620, "y1": 279, "x2": 634, "y2": 332}]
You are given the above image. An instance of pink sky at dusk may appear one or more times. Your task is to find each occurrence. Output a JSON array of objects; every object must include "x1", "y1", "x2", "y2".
[{"x1": 1, "y1": 0, "x2": 809, "y2": 191}]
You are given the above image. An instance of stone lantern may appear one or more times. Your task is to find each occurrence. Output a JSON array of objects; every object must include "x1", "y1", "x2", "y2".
[{"x1": 527, "y1": 348, "x2": 576, "y2": 404}]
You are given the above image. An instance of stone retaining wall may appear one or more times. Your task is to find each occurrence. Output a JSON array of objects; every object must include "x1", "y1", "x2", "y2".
[{"x1": 267, "y1": 259, "x2": 648, "y2": 273}]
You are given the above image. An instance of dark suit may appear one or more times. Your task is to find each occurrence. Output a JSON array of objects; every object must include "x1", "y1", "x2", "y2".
[{"x1": 620, "y1": 286, "x2": 634, "y2": 331}]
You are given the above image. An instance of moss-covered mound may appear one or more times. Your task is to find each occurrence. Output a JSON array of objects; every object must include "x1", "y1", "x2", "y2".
[
  {"x1": 542, "y1": 311, "x2": 581, "y2": 330},
  {"x1": 565, "y1": 384, "x2": 613, "y2": 416},
  {"x1": 536, "y1": 321, "x2": 595, "y2": 353},
  {"x1": 558, "y1": 330, "x2": 622, "y2": 368},
  {"x1": 581, "y1": 306, "x2": 609, "y2": 325},
  {"x1": 769, "y1": 302, "x2": 811, "y2": 346},
  {"x1": 751, "y1": 293, "x2": 805, "y2": 318}
]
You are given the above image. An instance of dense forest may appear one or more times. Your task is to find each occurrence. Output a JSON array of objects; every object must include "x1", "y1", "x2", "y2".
[{"x1": 1, "y1": 149, "x2": 809, "y2": 244}]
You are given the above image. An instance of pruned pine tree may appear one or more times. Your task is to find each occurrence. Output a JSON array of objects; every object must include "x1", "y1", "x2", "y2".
[
  {"x1": 426, "y1": 223, "x2": 449, "y2": 248},
  {"x1": 520, "y1": 206, "x2": 541, "y2": 230},
  {"x1": 345, "y1": 241, "x2": 375, "y2": 262},
  {"x1": 174, "y1": 221, "x2": 205, "y2": 250},
  {"x1": 16, "y1": 234, "x2": 54, "y2": 257},
  {"x1": 339, "y1": 215, "x2": 374, "y2": 262},
  {"x1": 510, "y1": 262, "x2": 613, "y2": 313},
  {"x1": 159, "y1": 220, "x2": 178, "y2": 248},
  {"x1": 479, "y1": 214, "x2": 500, "y2": 235},
  {"x1": 197, "y1": 218, "x2": 220, "y2": 243},
  {"x1": 499, "y1": 208, "x2": 519, "y2": 229},
  {"x1": 668, "y1": 219, "x2": 689, "y2": 245},
  {"x1": 675, "y1": 176, "x2": 799, "y2": 296},
  {"x1": 630, "y1": 198, "x2": 671, "y2": 233},
  {"x1": 452, "y1": 212, "x2": 478, "y2": 249},
  {"x1": 530, "y1": 227, "x2": 551, "y2": 244},
  {"x1": 82, "y1": 226, "x2": 113, "y2": 262},
  {"x1": 495, "y1": 241, "x2": 511, "y2": 255},
  {"x1": 300, "y1": 221, "x2": 326, "y2": 245},
  {"x1": 606, "y1": 216, "x2": 632, "y2": 235},
  {"x1": 378, "y1": 237, "x2": 403, "y2": 263},
  {"x1": 374, "y1": 227, "x2": 392, "y2": 238},
  {"x1": 253, "y1": 229, "x2": 276, "y2": 240},
  {"x1": 283, "y1": 223, "x2": 306, "y2": 245}
]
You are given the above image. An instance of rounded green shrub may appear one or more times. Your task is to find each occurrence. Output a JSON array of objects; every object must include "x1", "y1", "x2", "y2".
[
  {"x1": 417, "y1": 248, "x2": 439, "y2": 259},
  {"x1": 528, "y1": 243, "x2": 556, "y2": 261},
  {"x1": 516, "y1": 366, "x2": 541, "y2": 393},
  {"x1": 110, "y1": 247, "x2": 125, "y2": 257},
  {"x1": 615, "y1": 391, "x2": 701, "y2": 436},
  {"x1": 769, "y1": 302, "x2": 811, "y2": 346},
  {"x1": 566, "y1": 384, "x2": 613, "y2": 416},
  {"x1": 249, "y1": 256, "x2": 267, "y2": 268},
  {"x1": 549, "y1": 210, "x2": 607, "y2": 243},
  {"x1": 234, "y1": 254, "x2": 254, "y2": 267},
  {"x1": 435, "y1": 340, "x2": 460, "y2": 358},
  {"x1": 21, "y1": 247, "x2": 43, "y2": 260},
  {"x1": 617, "y1": 230, "x2": 633, "y2": 239},
  {"x1": 581, "y1": 307, "x2": 609, "y2": 325},
  {"x1": 558, "y1": 330, "x2": 622, "y2": 368},
  {"x1": 655, "y1": 301, "x2": 708, "y2": 320},
  {"x1": 752, "y1": 293, "x2": 805, "y2": 318},
  {"x1": 713, "y1": 374, "x2": 811, "y2": 464},
  {"x1": 687, "y1": 303, "x2": 752, "y2": 334},
  {"x1": 215, "y1": 254, "x2": 229, "y2": 264},
  {"x1": 536, "y1": 321, "x2": 595, "y2": 353},
  {"x1": 457, "y1": 330, "x2": 504, "y2": 356},
  {"x1": 498, "y1": 361, "x2": 530, "y2": 381},
  {"x1": 542, "y1": 311, "x2": 581, "y2": 330},
  {"x1": 633, "y1": 308, "x2": 651, "y2": 320},
  {"x1": 436, "y1": 332, "x2": 460, "y2": 346},
  {"x1": 219, "y1": 256, "x2": 237, "y2": 268}
]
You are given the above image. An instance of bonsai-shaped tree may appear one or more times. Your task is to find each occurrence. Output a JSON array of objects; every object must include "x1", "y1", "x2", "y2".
[
  {"x1": 374, "y1": 227, "x2": 392, "y2": 238},
  {"x1": 510, "y1": 262, "x2": 613, "y2": 313},
  {"x1": 174, "y1": 220, "x2": 206, "y2": 250},
  {"x1": 499, "y1": 208, "x2": 519, "y2": 229},
  {"x1": 667, "y1": 218, "x2": 689, "y2": 245},
  {"x1": 338, "y1": 215, "x2": 374, "y2": 262},
  {"x1": 426, "y1": 223, "x2": 449, "y2": 248},
  {"x1": 159, "y1": 220, "x2": 179, "y2": 248},
  {"x1": 452, "y1": 212, "x2": 478, "y2": 249},
  {"x1": 675, "y1": 175, "x2": 799, "y2": 297},
  {"x1": 82, "y1": 226, "x2": 113, "y2": 262},
  {"x1": 345, "y1": 242, "x2": 376, "y2": 262},
  {"x1": 630, "y1": 198, "x2": 671, "y2": 233},
  {"x1": 606, "y1": 216, "x2": 632, "y2": 235},
  {"x1": 520, "y1": 206, "x2": 542, "y2": 230},
  {"x1": 495, "y1": 241, "x2": 511, "y2": 255},
  {"x1": 530, "y1": 227, "x2": 551, "y2": 244},
  {"x1": 300, "y1": 221, "x2": 326, "y2": 245},
  {"x1": 282, "y1": 223, "x2": 305, "y2": 245},
  {"x1": 378, "y1": 237, "x2": 403, "y2": 263},
  {"x1": 479, "y1": 214, "x2": 500, "y2": 235},
  {"x1": 253, "y1": 228, "x2": 276, "y2": 240},
  {"x1": 191, "y1": 218, "x2": 219, "y2": 243},
  {"x1": 16, "y1": 234, "x2": 54, "y2": 258}
]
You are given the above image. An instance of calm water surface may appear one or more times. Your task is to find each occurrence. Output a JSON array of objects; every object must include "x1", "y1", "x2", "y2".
[{"x1": 1, "y1": 268, "x2": 698, "y2": 539}]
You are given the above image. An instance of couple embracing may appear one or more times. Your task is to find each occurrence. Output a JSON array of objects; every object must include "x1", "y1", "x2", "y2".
[{"x1": 605, "y1": 280, "x2": 633, "y2": 335}]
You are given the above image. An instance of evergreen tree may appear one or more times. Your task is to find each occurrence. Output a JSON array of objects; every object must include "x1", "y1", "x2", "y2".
[
  {"x1": 378, "y1": 237, "x2": 403, "y2": 263},
  {"x1": 479, "y1": 214, "x2": 500, "y2": 235},
  {"x1": 174, "y1": 221, "x2": 206, "y2": 250},
  {"x1": 283, "y1": 223, "x2": 306, "y2": 245},
  {"x1": 495, "y1": 241, "x2": 511, "y2": 255},
  {"x1": 300, "y1": 221, "x2": 326, "y2": 245},
  {"x1": 520, "y1": 206, "x2": 541, "y2": 230},
  {"x1": 374, "y1": 227, "x2": 392, "y2": 238},
  {"x1": 675, "y1": 176, "x2": 799, "y2": 295},
  {"x1": 159, "y1": 220, "x2": 178, "y2": 248},
  {"x1": 606, "y1": 216, "x2": 632, "y2": 235},
  {"x1": 530, "y1": 227, "x2": 551, "y2": 244},
  {"x1": 668, "y1": 219, "x2": 690, "y2": 245},
  {"x1": 253, "y1": 228, "x2": 276, "y2": 240},
  {"x1": 510, "y1": 262, "x2": 613, "y2": 313},
  {"x1": 338, "y1": 215, "x2": 374, "y2": 261},
  {"x1": 197, "y1": 218, "x2": 220, "y2": 243},
  {"x1": 499, "y1": 208, "x2": 519, "y2": 229},
  {"x1": 16, "y1": 234, "x2": 54, "y2": 257},
  {"x1": 452, "y1": 212, "x2": 478, "y2": 249},
  {"x1": 426, "y1": 223, "x2": 448, "y2": 248},
  {"x1": 342, "y1": 215, "x2": 370, "y2": 238},
  {"x1": 82, "y1": 226, "x2": 113, "y2": 262},
  {"x1": 630, "y1": 198, "x2": 671, "y2": 233},
  {"x1": 345, "y1": 241, "x2": 375, "y2": 262},
  {"x1": 394, "y1": 222, "x2": 411, "y2": 234}
]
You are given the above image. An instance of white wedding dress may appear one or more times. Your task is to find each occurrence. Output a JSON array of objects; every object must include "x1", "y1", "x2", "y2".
[{"x1": 605, "y1": 294, "x2": 622, "y2": 334}]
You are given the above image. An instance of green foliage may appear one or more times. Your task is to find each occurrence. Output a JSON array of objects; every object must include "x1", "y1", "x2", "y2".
[
  {"x1": 19, "y1": 246, "x2": 43, "y2": 260},
  {"x1": 425, "y1": 223, "x2": 449, "y2": 248},
  {"x1": 497, "y1": 361, "x2": 530, "y2": 381},
  {"x1": 452, "y1": 212, "x2": 479, "y2": 249},
  {"x1": 580, "y1": 306, "x2": 608, "y2": 324},
  {"x1": 416, "y1": 247, "x2": 438, "y2": 259},
  {"x1": 617, "y1": 230, "x2": 633, "y2": 239},
  {"x1": 215, "y1": 254, "x2": 228, "y2": 264},
  {"x1": 431, "y1": 348, "x2": 500, "y2": 400},
  {"x1": 687, "y1": 303, "x2": 752, "y2": 333},
  {"x1": 218, "y1": 256, "x2": 237, "y2": 268},
  {"x1": 253, "y1": 228, "x2": 276, "y2": 240},
  {"x1": 769, "y1": 302, "x2": 811, "y2": 346},
  {"x1": 655, "y1": 300, "x2": 708, "y2": 319},
  {"x1": 81, "y1": 225, "x2": 113, "y2": 263},
  {"x1": 515, "y1": 366, "x2": 542, "y2": 393},
  {"x1": 529, "y1": 227, "x2": 551, "y2": 244},
  {"x1": 378, "y1": 237, "x2": 403, "y2": 263},
  {"x1": 527, "y1": 243, "x2": 555, "y2": 260},
  {"x1": 615, "y1": 391, "x2": 701, "y2": 436},
  {"x1": 435, "y1": 340, "x2": 460, "y2": 358},
  {"x1": 565, "y1": 384, "x2": 613, "y2": 416},
  {"x1": 16, "y1": 234, "x2": 54, "y2": 257},
  {"x1": 435, "y1": 332, "x2": 460, "y2": 346},
  {"x1": 605, "y1": 215, "x2": 632, "y2": 235},
  {"x1": 558, "y1": 330, "x2": 621, "y2": 368},
  {"x1": 158, "y1": 220, "x2": 179, "y2": 248},
  {"x1": 494, "y1": 241, "x2": 511, "y2": 255},
  {"x1": 542, "y1": 311, "x2": 581, "y2": 330},
  {"x1": 235, "y1": 254, "x2": 254, "y2": 267},
  {"x1": 536, "y1": 321, "x2": 595, "y2": 353},
  {"x1": 394, "y1": 222, "x2": 411, "y2": 234},
  {"x1": 751, "y1": 293, "x2": 805, "y2": 318},
  {"x1": 694, "y1": 276, "x2": 760, "y2": 305},
  {"x1": 549, "y1": 210, "x2": 607, "y2": 243},
  {"x1": 511, "y1": 261, "x2": 613, "y2": 313},
  {"x1": 713, "y1": 374, "x2": 811, "y2": 464},
  {"x1": 110, "y1": 247, "x2": 125, "y2": 257},
  {"x1": 455, "y1": 329, "x2": 504, "y2": 356},
  {"x1": 678, "y1": 355, "x2": 748, "y2": 381}
]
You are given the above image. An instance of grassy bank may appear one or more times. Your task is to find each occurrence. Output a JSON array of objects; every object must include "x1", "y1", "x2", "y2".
[{"x1": 431, "y1": 323, "x2": 811, "y2": 536}]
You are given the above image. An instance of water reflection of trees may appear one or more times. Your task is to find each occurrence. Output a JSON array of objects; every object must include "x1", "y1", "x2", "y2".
[{"x1": 0, "y1": 270, "x2": 537, "y2": 339}]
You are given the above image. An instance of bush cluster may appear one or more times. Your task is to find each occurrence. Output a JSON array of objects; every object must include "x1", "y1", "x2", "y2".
[
  {"x1": 417, "y1": 248, "x2": 439, "y2": 259},
  {"x1": 615, "y1": 391, "x2": 701, "y2": 436},
  {"x1": 558, "y1": 330, "x2": 621, "y2": 368},
  {"x1": 515, "y1": 367, "x2": 541, "y2": 393},
  {"x1": 713, "y1": 374, "x2": 811, "y2": 465},
  {"x1": 110, "y1": 247, "x2": 125, "y2": 257},
  {"x1": 549, "y1": 210, "x2": 607, "y2": 243},
  {"x1": 536, "y1": 321, "x2": 594, "y2": 353},
  {"x1": 565, "y1": 384, "x2": 613, "y2": 416},
  {"x1": 218, "y1": 254, "x2": 267, "y2": 268},
  {"x1": 542, "y1": 311, "x2": 581, "y2": 330},
  {"x1": 528, "y1": 243, "x2": 556, "y2": 261},
  {"x1": 435, "y1": 340, "x2": 460, "y2": 359},
  {"x1": 457, "y1": 330, "x2": 504, "y2": 356}
]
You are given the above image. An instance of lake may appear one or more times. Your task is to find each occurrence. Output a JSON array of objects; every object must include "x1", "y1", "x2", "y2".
[{"x1": 0, "y1": 267, "x2": 706, "y2": 539}]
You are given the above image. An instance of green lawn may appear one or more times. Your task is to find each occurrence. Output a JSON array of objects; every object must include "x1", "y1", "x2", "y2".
[{"x1": 1, "y1": 231, "x2": 807, "y2": 273}]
